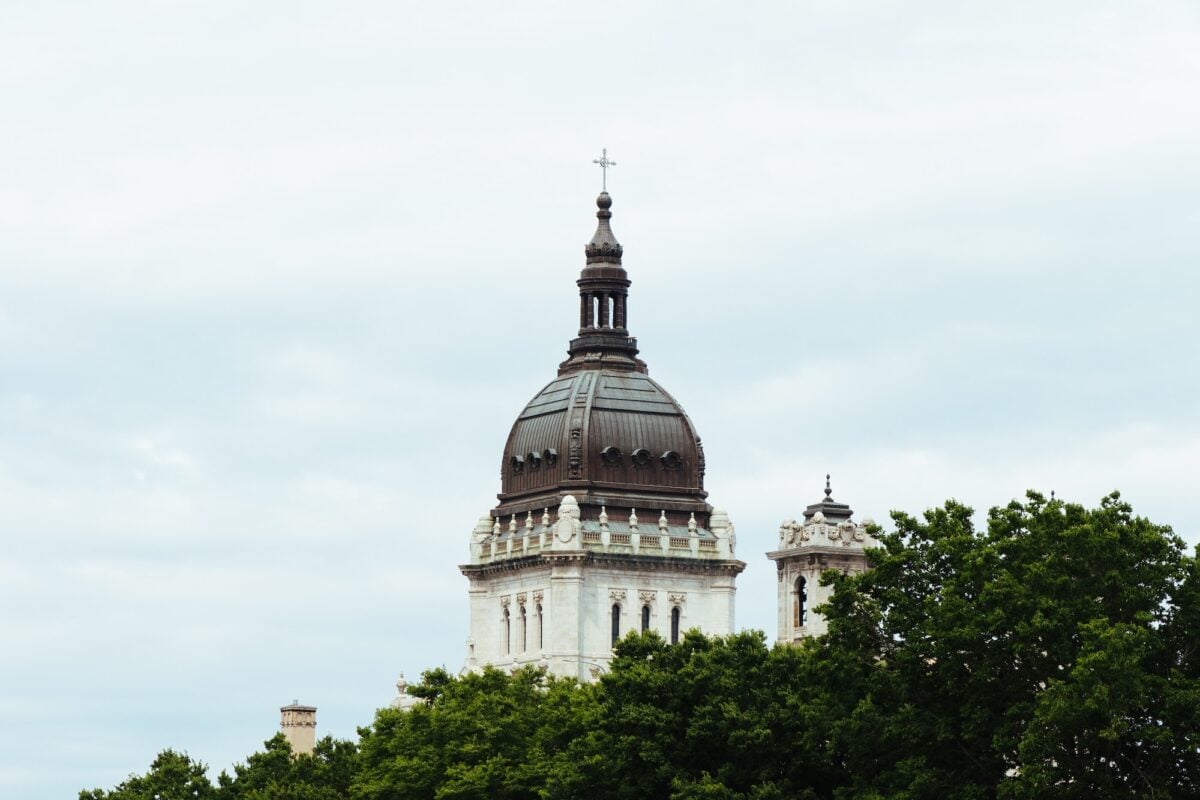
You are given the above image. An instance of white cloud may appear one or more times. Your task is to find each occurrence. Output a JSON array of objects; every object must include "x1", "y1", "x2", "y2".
[{"x1": 1, "y1": 2, "x2": 1198, "y2": 797}]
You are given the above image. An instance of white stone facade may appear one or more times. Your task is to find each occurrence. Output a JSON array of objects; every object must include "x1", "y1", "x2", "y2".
[
  {"x1": 460, "y1": 496, "x2": 744, "y2": 681},
  {"x1": 279, "y1": 701, "x2": 316, "y2": 755},
  {"x1": 767, "y1": 505, "x2": 877, "y2": 642}
]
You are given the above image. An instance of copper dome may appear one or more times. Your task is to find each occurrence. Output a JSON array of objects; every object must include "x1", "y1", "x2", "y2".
[
  {"x1": 498, "y1": 369, "x2": 707, "y2": 515},
  {"x1": 491, "y1": 192, "x2": 711, "y2": 527}
]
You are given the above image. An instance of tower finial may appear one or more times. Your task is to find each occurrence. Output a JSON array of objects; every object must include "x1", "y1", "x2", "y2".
[
  {"x1": 825, "y1": 474, "x2": 832, "y2": 498},
  {"x1": 592, "y1": 147, "x2": 616, "y2": 191},
  {"x1": 585, "y1": 189, "x2": 623, "y2": 264},
  {"x1": 559, "y1": 179, "x2": 643, "y2": 375}
]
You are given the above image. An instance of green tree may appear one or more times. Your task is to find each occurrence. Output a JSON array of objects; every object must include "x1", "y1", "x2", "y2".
[
  {"x1": 80, "y1": 749, "x2": 216, "y2": 800},
  {"x1": 217, "y1": 733, "x2": 359, "y2": 800},
  {"x1": 817, "y1": 491, "x2": 1199, "y2": 799},
  {"x1": 553, "y1": 629, "x2": 841, "y2": 800},
  {"x1": 353, "y1": 666, "x2": 597, "y2": 800}
]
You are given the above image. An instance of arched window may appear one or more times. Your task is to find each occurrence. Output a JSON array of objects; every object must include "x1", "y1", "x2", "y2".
[
  {"x1": 536, "y1": 604, "x2": 544, "y2": 651},
  {"x1": 670, "y1": 606, "x2": 681, "y2": 645},
  {"x1": 611, "y1": 604, "x2": 621, "y2": 646},
  {"x1": 519, "y1": 605, "x2": 527, "y2": 653},
  {"x1": 502, "y1": 607, "x2": 511, "y2": 655},
  {"x1": 641, "y1": 604, "x2": 651, "y2": 632},
  {"x1": 794, "y1": 576, "x2": 808, "y2": 627}
]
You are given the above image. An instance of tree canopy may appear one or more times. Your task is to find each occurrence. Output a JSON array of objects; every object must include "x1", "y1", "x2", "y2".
[{"x1": 83, "y1": 492, "x2": 1199, "y2": 800}]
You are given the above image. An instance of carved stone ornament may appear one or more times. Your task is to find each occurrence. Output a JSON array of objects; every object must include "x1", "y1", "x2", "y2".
[
  {"x1": 556, "y1": 496, "x2": 581, "y2": 543},
  {"x1": 638, "y1": 590, "x2": 656, "y2": 604},
  {"x1": 500, "y1": 596, "x2": 511, "y2": 608},
  {"x1": 568, "y1": 421, "x2": 583, "y2": 479},
  {"x1": 516, "y1": 592, "x2": 527, "y2": 605},
  {"x1": 779, "y1": 519, "x2": 804, "y2": 546},
  {"x1": 609, "y1": 589, "x2": 627, "y2": 603},
  {"x1": 668, "y1": 592, "x2": 686, "y2": 606},
  {"x1": 532, "y1": 590, "x2": 544, "y2": 604}
]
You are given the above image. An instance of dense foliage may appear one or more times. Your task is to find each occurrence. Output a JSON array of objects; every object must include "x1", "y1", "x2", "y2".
[{"x1": 84, "y1": 492, "x2": 1199, "y2": 800}]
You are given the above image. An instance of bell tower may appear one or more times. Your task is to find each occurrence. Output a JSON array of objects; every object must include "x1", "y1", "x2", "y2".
[{"x1": 767, "y1": 477, "x2": 877, "y2": 642}]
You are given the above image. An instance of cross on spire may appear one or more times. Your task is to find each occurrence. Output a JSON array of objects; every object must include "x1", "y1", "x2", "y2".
[{"x1": 592, "y1": 148, "x2": 616, "y2": 191}]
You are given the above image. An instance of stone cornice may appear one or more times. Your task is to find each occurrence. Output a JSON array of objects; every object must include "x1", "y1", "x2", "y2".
[
  {"x1": 766, "y1": 545, "x2": 873, "y2": 561},
  {"x1": 588, "y1": 552, "x2": 745, "y2": 576},
  {"x1": 460, "y1": 551, "x2": 745, "y2": 579},
  {"x1": 460, "y1": 555, "x2": 550, "y2": 578}
]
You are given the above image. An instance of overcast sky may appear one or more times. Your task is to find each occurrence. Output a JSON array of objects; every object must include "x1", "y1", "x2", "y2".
[{"x1": 2, "y1": 1, "x2": 1199, "y2": 796}]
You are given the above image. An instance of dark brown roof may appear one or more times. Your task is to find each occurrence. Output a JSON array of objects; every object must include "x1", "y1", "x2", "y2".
[
  {"x1": 492, "y1": 192, "x2": 711, "y2": 526},
  {"x1": 498, "y1": 369, "x2": 706, "y2": 514}
]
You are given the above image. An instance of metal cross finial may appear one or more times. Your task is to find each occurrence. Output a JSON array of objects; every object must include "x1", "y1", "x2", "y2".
[
  {"x1": 593, "y1": 148, "x2": 616, "y2": 191},
  {"x1": 825, "y1": 474, "x2": 832, "y2": 498}
]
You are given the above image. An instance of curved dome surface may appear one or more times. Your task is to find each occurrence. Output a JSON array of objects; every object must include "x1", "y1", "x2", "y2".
[
  {"x1": 499, "y1": 369, "x2": 706, "y2": 509},
  {"x1": 491, "y1": 191, "x2": 711, "y2": 526}
]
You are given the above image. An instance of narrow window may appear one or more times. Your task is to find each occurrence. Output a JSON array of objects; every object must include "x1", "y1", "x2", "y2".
[
  {"x1": 794, "y1": 577, "x2": 808, "y2": 627},
  {"x1": 611, "y1": 604, "x2": 621, "y2": 646},
  {"x1": 593, "y1": 295, "x2": 600, "y2": 328},
  {"x1": 641, "y1": 604, "x2": 650, "y2": 632},
  {"x1": 536, "y1": 604, "x2": 544, "y2": 650},
  {"x1": 520, "y1": 605, "x2": 527, "y2": 653},
  {"x1": 670, "y1": 606, "x2": 681, "y2": 645},
  {"x1": 502, "y1": 607, "x2": 511, "y2": 655},
  {"x1": 608, "y1": 295, "x2": 615, "y2": 328}
]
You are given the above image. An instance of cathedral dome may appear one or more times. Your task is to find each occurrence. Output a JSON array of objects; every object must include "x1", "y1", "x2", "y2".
[
  {"x1": 492, "y1": 191, "x2": 710, "y2": 525},
  {"x1": 500, "y1": 369, "x2": 706, "y2": 504}
]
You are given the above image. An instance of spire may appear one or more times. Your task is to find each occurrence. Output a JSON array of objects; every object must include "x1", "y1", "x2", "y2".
[
  {"x1": 803, "y1": 473, "x2": 853, "y2": 523},
  {"x1": 585, "y1": 192, "x2": 624, "y2": 264},
  {"x1": 559, "y1": 184, "x2": 646, "y2": 375}
]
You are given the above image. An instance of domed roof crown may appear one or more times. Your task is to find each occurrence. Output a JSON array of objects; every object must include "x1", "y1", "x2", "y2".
[{"x1": 494, "y1": 191, "x2": 709, "y2": 525}]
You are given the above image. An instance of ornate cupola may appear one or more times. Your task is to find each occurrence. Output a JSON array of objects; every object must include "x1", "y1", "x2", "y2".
[{"x1": 559, "y1": 191, "x2": 646, "y2": 374}]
